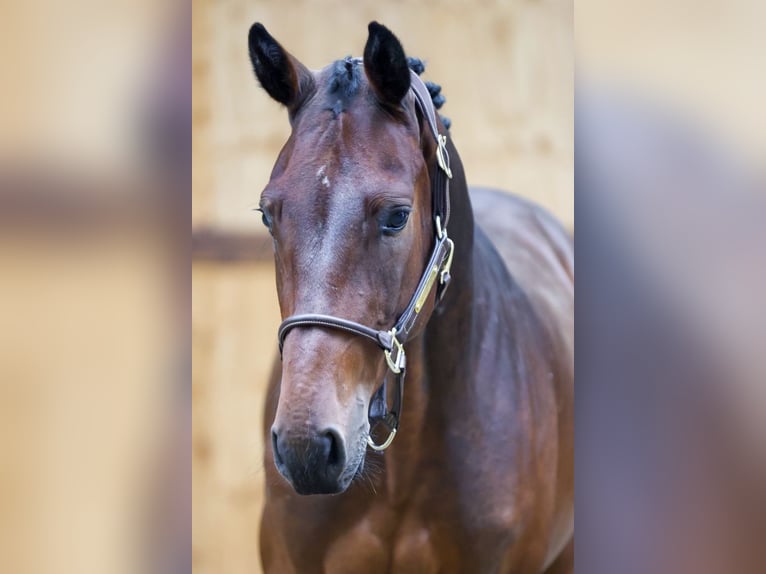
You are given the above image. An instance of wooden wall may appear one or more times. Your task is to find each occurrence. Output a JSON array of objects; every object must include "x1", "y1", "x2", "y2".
[
  {"x1": 192, "y1": 1, "x2": 572, "y2": 572},
  {"x1": 193, "y1": 261, "x2": 280, "y2": 574}
]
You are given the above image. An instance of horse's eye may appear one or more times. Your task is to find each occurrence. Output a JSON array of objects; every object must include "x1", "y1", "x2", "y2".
[
  {"x1": 257, "y1": 208, "x2": 273, "y2": 233},
  {"x1": 382, "y1": 208, "x2": 410, "y2": 233}
]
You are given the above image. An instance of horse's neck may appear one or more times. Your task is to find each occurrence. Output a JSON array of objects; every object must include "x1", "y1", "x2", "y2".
[
  {"x1": 440, "y1": 138, "x2": 474, "y2": 278},
  {"x1": 426, "y1": 137, "x2": 477, "y2": 365}
]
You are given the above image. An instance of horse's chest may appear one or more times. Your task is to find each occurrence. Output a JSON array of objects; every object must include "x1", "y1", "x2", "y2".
[{"x1": 322, "y1": 514, "x2": 446, "y2": 574}]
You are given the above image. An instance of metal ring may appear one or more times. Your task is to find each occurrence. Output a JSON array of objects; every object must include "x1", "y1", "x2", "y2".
[{"x1": 366, "y1": 428, "x2": 397, "y2": 451}]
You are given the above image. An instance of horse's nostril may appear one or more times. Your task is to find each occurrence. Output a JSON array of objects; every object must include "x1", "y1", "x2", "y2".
[
  {"x1": 270, "y1": 425, "x2": 348, "y2": 493},
  {"x1": 271, "y1": 428, "x2": 284, "y2": 467},
  {"x1": 322, "y1": 428, "x2": 344, "y2": 468}
]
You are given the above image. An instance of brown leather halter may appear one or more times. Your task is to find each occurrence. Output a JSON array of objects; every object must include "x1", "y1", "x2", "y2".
[{"x1": 277, "y1": 70, "x2": 454, "y2": 451}]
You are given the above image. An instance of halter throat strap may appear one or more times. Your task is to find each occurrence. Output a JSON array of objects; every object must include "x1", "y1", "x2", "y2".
[{"x1": 276, "y1": 71, "x2": 454, "y2": 451}]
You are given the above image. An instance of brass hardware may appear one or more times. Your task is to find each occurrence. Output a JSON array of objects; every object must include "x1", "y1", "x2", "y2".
[
  {"x1": 435, "y1": 215, "x2": 445, "y2": 240},
  {"x1": 440, "y1": 237, "x2": 455, "y2": 285},
  {"x1": 383, "y1": 328, "x2": 405, "y2": 374},
  {"x1": 367, "y1": 428, "x2": 397, "y2": 451},
  {"x1": 414, "y1": 264, "x2": 440, "y2": 313},
  {"x1": 436, "y1": 135, "x2": 453, "y2": 179}
]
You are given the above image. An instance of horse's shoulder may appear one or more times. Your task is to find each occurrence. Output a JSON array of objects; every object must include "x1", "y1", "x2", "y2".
[
  {"x1": 469, "y1": 184, "x2": 574, "y2": 398},
  {"x1": 470, "y1": 186, "x2": 573, "y2": 298},
  {"x1": 470, "y1": 187, "x2": 572, "y2": 268}
]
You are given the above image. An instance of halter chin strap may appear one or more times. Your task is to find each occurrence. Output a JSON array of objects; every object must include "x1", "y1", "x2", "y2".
[{"x1": 276, "y1": 70, "x2": 454, "y2": 451}]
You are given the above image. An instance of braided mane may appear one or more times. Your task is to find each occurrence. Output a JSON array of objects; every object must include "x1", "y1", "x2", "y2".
[
  {"x1": 327, "y1": 56, "x2": 451, "y2": 130},
  {"x1": 407, "y1": 57, "x2": 451, "y2": 130}
]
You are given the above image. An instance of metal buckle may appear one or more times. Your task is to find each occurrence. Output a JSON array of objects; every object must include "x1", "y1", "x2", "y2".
[
  {"x1": 440, "y1": 237, "x2": 454, "y2": 285},
  {"x1": 383, "y1": 328, "x2": 405, "y2": 374},
  {"x1": 435, "y1": 215, "x2": 445, "y2": 240},
  {"x1": 436, "y1": 134, "x2": 453, "y2": 179},
  {"x1": 434, "y1": 216, "x2": 454, "y2": 287}
]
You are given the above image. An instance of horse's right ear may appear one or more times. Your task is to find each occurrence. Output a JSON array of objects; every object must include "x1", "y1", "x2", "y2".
[{"x1": 248, "y1": 23, "x2": 313, "y2": 111}]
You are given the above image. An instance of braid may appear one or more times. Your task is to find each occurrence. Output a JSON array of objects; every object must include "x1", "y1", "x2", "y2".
[{"x1": 407, "y1": 57, "x2": 451, "y2": 130}]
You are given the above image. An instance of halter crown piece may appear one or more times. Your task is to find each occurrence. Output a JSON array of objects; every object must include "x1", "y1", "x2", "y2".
[{"x1": 277, "y1": 70, "x2": 455, "y2": 451}]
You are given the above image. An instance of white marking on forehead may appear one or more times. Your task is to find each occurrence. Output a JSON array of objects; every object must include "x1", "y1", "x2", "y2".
[
  {"x1": 316, "y1": 164, "x2": 331, "y2": 188},
  {"x1": 300, "y1": 181, "x2": 358, "y2": 308}
]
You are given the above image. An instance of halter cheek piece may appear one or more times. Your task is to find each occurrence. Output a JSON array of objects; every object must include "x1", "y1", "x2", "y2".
[{"x1": 277, "y1": 70, "x2": 454, "y2": 452}]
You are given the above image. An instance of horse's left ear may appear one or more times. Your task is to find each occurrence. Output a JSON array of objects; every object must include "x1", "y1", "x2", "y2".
[
  {"x1": 248, "y1": 23, "x2": 313, "y2": 112},
  {"x1": 363, "y1": 22, "x2": 411, "y2": 107}
]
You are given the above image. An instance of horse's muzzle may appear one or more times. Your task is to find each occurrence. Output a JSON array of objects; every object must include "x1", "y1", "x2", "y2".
[{"x1": 271, "y1": 425, "x2": 349, "y2": 495}]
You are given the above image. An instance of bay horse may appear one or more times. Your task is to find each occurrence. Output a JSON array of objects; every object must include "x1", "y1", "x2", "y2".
[{"x1": 249, "y1": 21, "x2": 573, "y2": 573}]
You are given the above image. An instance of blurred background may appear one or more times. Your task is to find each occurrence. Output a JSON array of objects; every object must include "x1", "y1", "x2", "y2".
[
  {"x1": 0, "y1": 1, "x2": 188, "y2": 573},
  {"x1": 576, "y1": 1, "x2": 766, "y2": 573},
  {"x1": 192, "y1": 1, "x2": 572, "y2": 572}
]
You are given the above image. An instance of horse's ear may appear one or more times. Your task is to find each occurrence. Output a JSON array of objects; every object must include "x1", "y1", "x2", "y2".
[
  {"x1": 363, "y1": 22, "x2": 411, "y2": 107},
  {"x1": 248, "y1": 23, "x2": 313, "y2": 111}
]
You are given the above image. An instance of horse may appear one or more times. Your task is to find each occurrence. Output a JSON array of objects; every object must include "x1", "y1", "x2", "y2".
[{"x1": 248, "y1": 21, "x2": 573, "y2": 574}]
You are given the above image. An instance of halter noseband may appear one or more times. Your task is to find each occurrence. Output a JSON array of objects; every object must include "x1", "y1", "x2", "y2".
[{"x1": 277, "y1": 70, "x2": 454, "y2": 451}]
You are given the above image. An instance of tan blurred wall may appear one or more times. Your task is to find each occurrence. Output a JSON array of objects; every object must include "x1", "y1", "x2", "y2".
[
  {"x1": 577, "y1": 0, "x2": 766, "y2": 168},
  {"x1": 0, "y1": 217, "x2": 175, "y2": 574},
  {"x1": 192, "y1": 1, "x2": 572, "y2": 573},
  {"x1": 193, "y1": 261, "x2": 280, "y2": 574}
]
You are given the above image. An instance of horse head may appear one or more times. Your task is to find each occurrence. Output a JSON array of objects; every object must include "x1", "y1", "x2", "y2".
[{"x1": 250, "y1": 22, "x2": 448, "y2": 494}]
